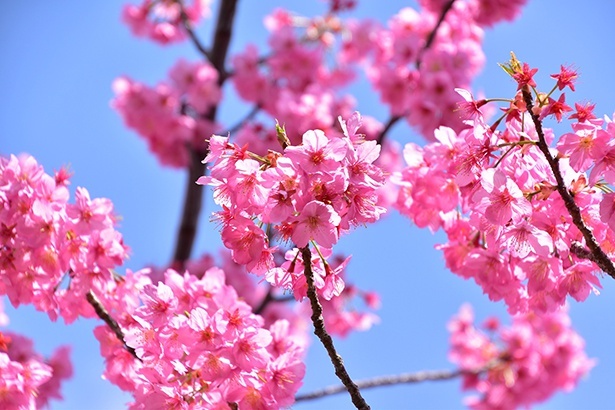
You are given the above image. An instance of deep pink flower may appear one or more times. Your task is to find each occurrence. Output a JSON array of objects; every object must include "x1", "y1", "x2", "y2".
[
  {"x1": 512, "y1": 63, "x2": 538, "y2": 90},
  {"x1": 551, "y1": 65, "x2": 578, "y2": 91}
]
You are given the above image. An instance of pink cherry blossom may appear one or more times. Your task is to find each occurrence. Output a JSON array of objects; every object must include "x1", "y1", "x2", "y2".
[
  {"x1": 449, "y1": 304, "x2": 593, "y2": 409},
  {"x1": 284, "y1": 129, "x2": 348, "y2": 174},
  {"x1": 473, "y1": 168, "x2": 532, "y2": 225},
  {"x1": 292, "y1": 201, "x2": 341, "y2": 248}
]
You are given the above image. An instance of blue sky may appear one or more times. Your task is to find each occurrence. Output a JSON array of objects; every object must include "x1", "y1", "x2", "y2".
[{"x1": 2, "y1": 1, "x2": 615, "y2": 409}]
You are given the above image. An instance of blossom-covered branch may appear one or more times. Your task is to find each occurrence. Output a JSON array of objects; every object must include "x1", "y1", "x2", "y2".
[
  {"x1": 86, "y1": 291, "x2": 140, "y2": 360},
  {"x1": 416, "y1": 0, "x2": 457, "y2": 68},
  {"x1": 300, "y1": 246, "x2": 370, "y2": 410},
  {"x1": 521, "y1": 87, "x2": 615, "y2": 280},
  {"x1": 376, "y1": 0, "x2": 456, "y2": 145}
]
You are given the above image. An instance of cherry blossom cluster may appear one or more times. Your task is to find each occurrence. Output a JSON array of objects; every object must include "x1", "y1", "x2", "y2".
[
  {"x1": 200, "y1": 114, "x2": 386, "y2": 298},
  {"x1": 94, "y1": 267, "x2": 306, "y2": 409},
  {"x1": 149, "y1": 251, "x2": 310, "y2": 343},
  {"x1": 112, "y1": 58, "x2": 220, "y2": 167},
  {"x1": 183, "y1": 250, "x2": 380, "y2": 338},
  {"x1": 0, "y1": 154, "x2": 129, "y2": 323},
  {"x1": 339, "y1": 0, "x2": 525, "y2": 139},
  {"x1": 230, "y1": 0, "x2": 527, "y2": 155},
  {"x1": 342, "y1": 3, "x2": 481, "y2": 137},
  {"x1": 122, "y1": 0, "x2": 212, "y2": 44},
  {"x1": 448, "y1": 304, "x2": 593, "y2": 409},
  {"x1": 117, "y1": 2, "x2": 527, "y2": 173},
  {"x1": 0, "y1": 148, "x2": 377, "y2": 407},
  {"x1": 0, "y1": 300, "x2": 73, "y2": 409},
  {"x1": 230, "y1": 9, "x2": 357, "y2": 148},
  {"x1": 266, "y1": 248, "x2": 381, "y2": 337},
  {"x1": 394, "y1": 63, "x2": 615, "y2": 314},
  {"x1": 418, "y1": 0, "x2": 527, "y2": 27}
]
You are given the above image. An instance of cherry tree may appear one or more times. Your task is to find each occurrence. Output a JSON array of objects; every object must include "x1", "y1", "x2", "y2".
[{"x1": 2, "y1": 1, "x2": 615, "y2": 409}]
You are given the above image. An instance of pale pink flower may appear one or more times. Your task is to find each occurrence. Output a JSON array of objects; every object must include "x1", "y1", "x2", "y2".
[
  {"x1": 559, "y1": 260, "x2": 602, "y2": 302},
  {"x1": 285, "y1": 130, "x2": 348, "y2": 174},
  {"x1": 473, "y1": 168, "x2": 532, "y2": 225},
  {"x1": 499, "y1": 220, "x2": 553, "y2": 259},
  {"x1": 557, "y1": 122, "x2": 609, "y2": 173},
  {"x1": 221, "y1": 218, "x2": 266, "y2": 266},
  {"x1": 600, "y1": 192, "x2": 615, "y2": 231},
  {"x1": 292, "y1": 201, "x2": 341, "y2": 248}
]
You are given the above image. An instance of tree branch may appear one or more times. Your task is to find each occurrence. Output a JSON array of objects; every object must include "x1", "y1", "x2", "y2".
[
  {"x1": 295, "y1": 368, "x2": 463, "y2": 402},
  {"x1": 220, "y1": 104, "x2": 261, "y2": 136},
  {"x1": 375, "y1": 115, "x2": 402, "y2": 146},
  {"x1": 211, "y1": 0, "x2": 239, "y2": 83},
  {"x1": 416, "y1": 0, "x2": 456, "y2": 68},
  {"x1": 377, "y1": 1, "x2": 456, "y2": 146},
  {"x1": 521, "y1": 87, "x2": 615, "y2": 280},
  {"x1": 177, "y1": 0, "x2": 211, "y2": 61},
  {"x1": 172, "y1": 149, "x2": 207, "y2": 266},
  {"x1": 172, "y1": 0, "x2": 239, "y2": 267},
  {"x1": 300, "y1": 246, "x2": 370, "y2": 410},
  {"x1": 86, "y1": 291, "x2": 140, "y2": 361},
  {"x1": 253, "y1": 287, "x2": 295, "y2": 315},
  {"x1": 295, "y1": 360, "x2": 500, "y2": 403}
]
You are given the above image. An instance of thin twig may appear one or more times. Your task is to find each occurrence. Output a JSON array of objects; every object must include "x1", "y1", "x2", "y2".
[
  {"x1": 295, "y1": 360, "x2": 501, "y2": 403},
  {"x1": 224, "y1": 53, "x2": 270, "y2": 79},
  {"x1": 86, "y1": 291, "x2": 140, "y2": 361},
  {"x1": 177, "y1": 0, "x2": 211, "y2": 61},
  {"x1": 417, "y1": 0, "x2": 456, "y2": 68},
  {"x1": 254, "y1": 287, "x2": 295, "y2": 315},
  {"x1": 295, "y1": 368, "x2": 463, "y2": 402},
  {"x1": 375, "y1": 115, "x2": 402, "y2": 146},
  {"x1": 220, "y1": 104, "x2": 262, "y2": 136},
  {"x1": 521, "y1": 87, "x2": 615, "y2": 280},
  {"x1": 300, "y1": 246, "x2": 370, "y2": 410},
  {"x1": 172, "y1": 0, "x2": 239, "y2": 267},
  {"x1": 377, "y1": 0, "x2": 456, "y2": 146}
]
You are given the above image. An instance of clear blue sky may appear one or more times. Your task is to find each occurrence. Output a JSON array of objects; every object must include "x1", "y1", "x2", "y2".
[{"x1": 2, "y1": 1, "x2": 615, "y2": 409}]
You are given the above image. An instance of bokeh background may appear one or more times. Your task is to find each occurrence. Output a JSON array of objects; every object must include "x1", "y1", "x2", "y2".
[{"x1": 2, "y1": 1, "x2": 615, "y2": 409}]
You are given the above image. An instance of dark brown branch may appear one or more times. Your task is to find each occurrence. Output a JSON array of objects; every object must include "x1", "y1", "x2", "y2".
[
  {"x1": 416, "y1": 0, "x2": 456, "y2": 68},
  {"x1": 295, "y1": 368, "x2": 463, "y2": 402},
  {"x1": 86, "y1": 291, "x2": 140, "y2": 360},
  {"x1": 377, "y1": 1, "x2": 455, "y2": 146},
  {"x1": 570, "y1": 242, "x2": 597, "y2": 263},
  {"x1": 172, "y1": 149, "x2": 207, "y2": 266},
  {"x1": 375, "y1": 115, "x2": 402, "y2": 146},
  {"x1": 300, "y1": 246, "x2": 370, "y2": 410},
  {"x1": 172, "y1": 0, "x2": 239, "y2": 267},
  {"x1": 253, "y1": 287, "x2": 295, "y2": 315},
  {"x1": 521, "y1": 87, "x2": 615, "y2": 280},
  {"x1": 177, "y1": 0, "x2": 211, "y2": 61},
  {"x1": 211, "y1": 0, "x2": 239, "y2": 83}
]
